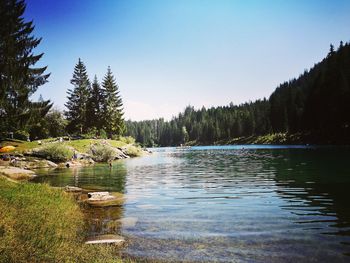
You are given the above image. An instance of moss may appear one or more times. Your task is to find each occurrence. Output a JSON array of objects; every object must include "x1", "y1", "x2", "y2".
[{"x1": 0, "y1": 177, "x2": 126, "y2": 263}]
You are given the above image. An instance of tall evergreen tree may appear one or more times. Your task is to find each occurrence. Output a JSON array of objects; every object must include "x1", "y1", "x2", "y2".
[
  {"x1": 101, "y1": 67, "x2": 125, "y2": 138},
  {"x1": 86, "y1": 75, "x2": 104, "y2": 132},
  {"x1": 65, "y1": 58, "x2": 90, "y2": 134},
  {"x1": 0, "y1": 0, "x2": 51, "y2": 136}
]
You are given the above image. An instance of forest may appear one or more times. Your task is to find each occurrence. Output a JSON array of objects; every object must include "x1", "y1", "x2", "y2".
[
  {"x1": 125, "y1": 42, "x2": 350, "y2": 146},
  {"x1": 1, "y1": 0, "x2": 349, "y2": 146}
]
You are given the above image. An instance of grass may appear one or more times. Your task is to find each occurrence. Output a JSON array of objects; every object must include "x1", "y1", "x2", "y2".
[
  {"x1": 0, "y1": 176, "x2": 126, "y2": 263},
  {"x1": 0, "y1": 139, "x2": 41, "y2": 153},
  {"x1": 65, "y1": 138, "x2": 129, "y2": 153},
  {"x1": 1, "y1": 136, "x2": 144, "y2": 159}
]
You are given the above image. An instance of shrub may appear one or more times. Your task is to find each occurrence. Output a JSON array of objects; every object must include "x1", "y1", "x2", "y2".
[
  {"x1": 89, "y1": 143, "x2": 116, "y2": 162},
  {"x1": 99, "y1": 129, "x2": 108, "y2": 139},
  {"x1": 120, "y1": 136, "x2": 135, "y2": 145},
  {"x1": 34, "y1": 143, "x2": 73, "y2": 162},
  {"x1": 124, "y1": 145, "x2": 143, "y2": 157},
  {"x1": 14, "y1": 130, "x2": 29, "y2": 141}
]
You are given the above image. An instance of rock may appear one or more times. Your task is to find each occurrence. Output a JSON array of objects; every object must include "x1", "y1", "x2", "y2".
[
  {"x1": 0, "y1": 166, "x2": 36, "y2": 180},
  {"x1": 114, "y1": 148, "x2": 129, "y2": 159},
  {"x1": 64, "y1": 185, "x2": 83, "y2": 193},
  {"x1": 85, "y1": 234, "x2": 125, "y2": 245},
  {"x1": 58, "y1": 158, "x2": 94, "y2": 168},
  {"x1": 87, "y1": 192, "x2": 110, "y2": 199},
  {"x1": 86, "y1": 191, "x2": 125, "y2": 207},
  {"x1": 143, "y1": 148, "x2": 153, "y2": 154},
  {"x1": 10, "y1": 158, "x2": 58, "y2": 169}
]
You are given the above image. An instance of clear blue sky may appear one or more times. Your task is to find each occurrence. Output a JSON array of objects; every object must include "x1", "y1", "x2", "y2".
[{"x1": 25, "y1": 0, "x2": 350, "y2": 120}]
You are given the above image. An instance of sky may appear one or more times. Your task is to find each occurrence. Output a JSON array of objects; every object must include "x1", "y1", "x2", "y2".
[{"x1": 25, "y1": 0, "x2": 350, "y2": 121}]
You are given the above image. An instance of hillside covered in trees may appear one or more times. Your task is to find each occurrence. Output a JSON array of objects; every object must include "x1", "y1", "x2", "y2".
[{"x1": 125, "y1": 42, "x2": 350, "y2": 146}]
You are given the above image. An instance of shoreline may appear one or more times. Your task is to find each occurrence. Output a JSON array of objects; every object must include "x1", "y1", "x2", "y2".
[{"x1": 183, "y1": 132, "x2": 350, "y2": 147}]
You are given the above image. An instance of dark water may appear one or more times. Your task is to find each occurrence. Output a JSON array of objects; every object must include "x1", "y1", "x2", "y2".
[{"x1": 33, "y1": 145, "x2": 350, "y2": 262}]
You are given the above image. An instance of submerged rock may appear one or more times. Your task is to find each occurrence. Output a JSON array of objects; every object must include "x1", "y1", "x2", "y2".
[
  {"x1": 64, "y1": 185, "x2": 83, "y2": 193},
  {"x1": 85, "y1": 234, "x2": 125, "y2": 245},
  {"x1": 118, "y1": 217, "x2": 138, "y2": 228},
  {"x1": 86, "y1": 191, "x2": 125, "y2": 207}
]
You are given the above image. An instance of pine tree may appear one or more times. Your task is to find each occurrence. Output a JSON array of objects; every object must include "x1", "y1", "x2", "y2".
[
  {"x1": 65, "y1": 58, "x2": 90, "y2": 134},
  {"x1": 101, "y1": 67, "x2": 125, "y2": 138},
  {"x1": 86, "y1": 75, "x2": 104, "y2": 132},
  {"x1": 0, "y1": 0, "x2": 51, "y2": 136}
]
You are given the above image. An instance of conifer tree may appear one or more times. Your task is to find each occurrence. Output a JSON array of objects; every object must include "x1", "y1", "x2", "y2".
[
  {"x1": 86, "y1": 75, "x2": 104, "y2": 132},
  {"x1": 0, "y1": 0, "x2": 51, "y2": 136},
  {"x1": 101, "y1": 67, "x2": 125, "y2": 138},
  {"x1": 65, "y1": 58, "x2": 90, "y2": 134}
]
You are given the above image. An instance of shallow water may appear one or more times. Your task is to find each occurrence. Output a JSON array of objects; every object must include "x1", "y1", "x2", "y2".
[{"x1": 33, "y1": 145, "x2": 350, "y2": 262}]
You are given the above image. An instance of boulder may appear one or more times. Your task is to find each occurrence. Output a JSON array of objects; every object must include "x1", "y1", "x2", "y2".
[
  {"x1": 86, "y1": 191, "x2": 125, "y2": 207},
  {"x1": 10, "y1": 158, "x2": 58, "y2": 169},
  {"x1": 0, "y1": 166, "x2": 36, "y2": 180}
]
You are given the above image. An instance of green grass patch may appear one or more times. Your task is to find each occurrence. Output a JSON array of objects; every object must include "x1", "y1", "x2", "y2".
[
  {"x1": 0, "y1": 139, "x2": 40, "y2": 153},
  {"x1": 0, "y1": 177, "x2": 125, "y2": 262},
  {"x1": 64, "y1": 138, "x2": 129, "y2": 153}
]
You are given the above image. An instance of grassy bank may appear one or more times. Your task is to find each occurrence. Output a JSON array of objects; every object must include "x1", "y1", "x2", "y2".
[
  {"x1": 0, "y1": 177, "x2": 125, "y2": 263},
  {"x1": 0, "y1": 136, "x2": 144, "y2": 163}
]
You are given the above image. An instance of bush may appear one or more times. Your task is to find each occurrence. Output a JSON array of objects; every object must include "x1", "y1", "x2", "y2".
[
  {"x1": 99, "y1": 129, "x2": 108, "y2": 139},
  {"x1": 34, "y1": 143, "x2": 73, "y2": 162},
  {"x1": 124, "y1": 145, "x2": 143, "y2": 157},
  {"x1": 89, "y1": 143, "x2": 116, "y2": 162},
  {"x1": 14, "y1": 130, "x2": 29, "y2": 141},
  {"x1": 120, "y1": 136, "x2": 135, "y2": 145}
]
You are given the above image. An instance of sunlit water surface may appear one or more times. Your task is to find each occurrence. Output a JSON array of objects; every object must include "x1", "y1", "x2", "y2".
[{"x1": 33, "y1": 145, "x2": 350, "y2": 262}]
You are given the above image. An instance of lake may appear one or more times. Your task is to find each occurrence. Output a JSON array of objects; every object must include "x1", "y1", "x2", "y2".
[{"x1": 33, "y1": 145, "x2": 350, "y2": 262}]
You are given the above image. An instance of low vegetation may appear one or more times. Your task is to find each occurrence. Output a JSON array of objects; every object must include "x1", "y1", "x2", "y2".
[
  {"x1": 33, "y1": 143, "x2": 74, "y2": 162},
  {"x1": 89, "y1": 143, "x2": 117, "y2": 162},
  {"x1": 0, "y1": 177, "x2": 125, "y2": 263},
  {"x1": 123, "y1": 145, "x2": 144, "y2": 157},
  {"x1": 0, "y1": 137, "x2": 144, "y2": 161}
]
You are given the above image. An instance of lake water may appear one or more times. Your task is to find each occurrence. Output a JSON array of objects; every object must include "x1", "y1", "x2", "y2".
[{"x1": 33, "y1": 145, "x2": 350, "y2": 262}]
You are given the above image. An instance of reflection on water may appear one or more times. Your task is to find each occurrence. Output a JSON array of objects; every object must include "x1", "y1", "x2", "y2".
[{"x1": 34, "y1": 146, "x2": 350, "y2": 262}]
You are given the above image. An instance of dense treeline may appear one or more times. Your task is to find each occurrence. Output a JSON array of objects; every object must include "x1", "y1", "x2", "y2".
[
  {"x1": 125, "y1": 100, "x2": 271, "y2": 146},
  {"x1": 270, "y1": 42, "x2": 350, "y2": 136},
  {"x1": 126, "y1": 42, "x2": 350, "y2": 146}
]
